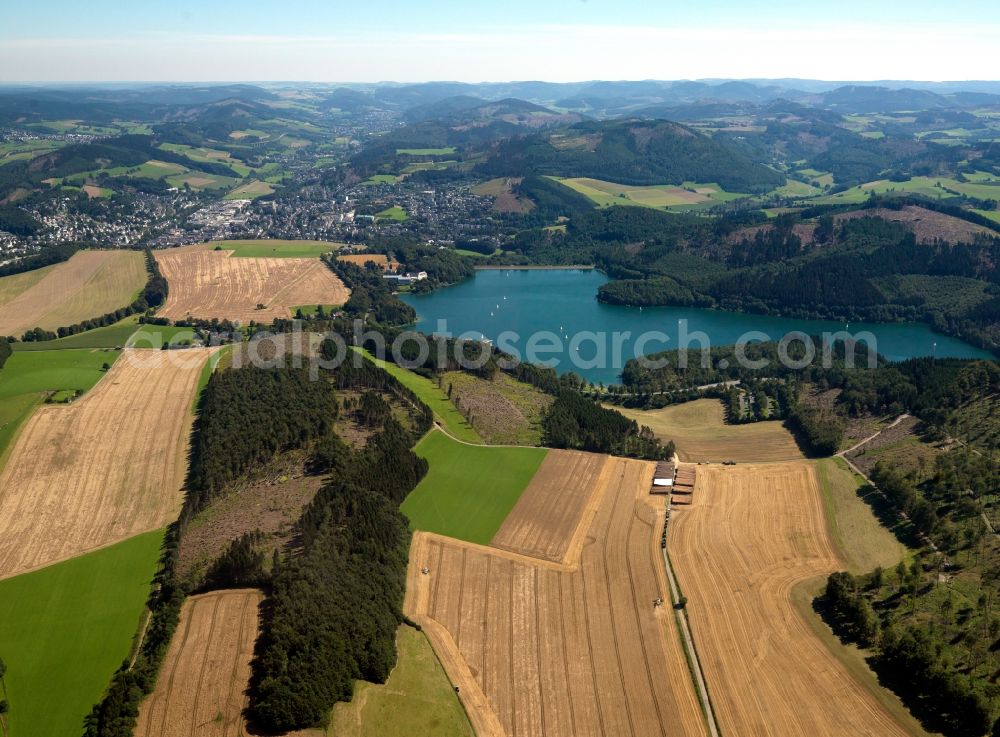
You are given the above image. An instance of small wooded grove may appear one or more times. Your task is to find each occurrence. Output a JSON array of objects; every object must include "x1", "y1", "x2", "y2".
[
  {"x1": 0, "y1": 338, "x2": 9, "y2": 370},
  {"x1": 816, "y1": 361, "x2": 1000, "y2": 737},
  {"x1": 0, "y1": 242, "x2": 80, "y2": 279},
  {"x1": 185, "y1": 365, "x2": 339, "y2": 511},
  {"x1": 248, "y1": 419, "x2": 427, "y2": 730},
  {"x1": 543, "y1": 390, "x2": 674, "y2": 459},
  {"x1": 822, "y1": 569, "x2": 995, "y2": 737}
]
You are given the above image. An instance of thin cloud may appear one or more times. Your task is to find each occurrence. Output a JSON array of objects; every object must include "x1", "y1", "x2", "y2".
[{"x1": 2, "y1": 23, "x2": 998, "y2": 81}]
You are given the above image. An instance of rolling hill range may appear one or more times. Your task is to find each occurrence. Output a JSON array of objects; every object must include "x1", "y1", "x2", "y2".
[
  {"x1": 478, "y1": 118, "x2": 785, "y2": 192},
  {"x1": 350, "y1": 98, "x2": 584, "y2": 176}
]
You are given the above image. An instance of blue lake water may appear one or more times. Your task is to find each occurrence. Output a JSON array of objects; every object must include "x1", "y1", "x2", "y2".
[{"x1": 401, "y1": 269, "x2": 994, "y2": 385}]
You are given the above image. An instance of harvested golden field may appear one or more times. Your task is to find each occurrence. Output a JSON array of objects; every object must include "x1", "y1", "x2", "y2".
[
  {"x1": 613, "y1": 399, "x2": 803, "y2": 462},
  {"x1": 0, "y1": 348, "x2": 214, "y2": 579},
  {"x1": 0, "y1": 265, "x2": 54, "y2": 309},
  {"x1": 668, "y1": 463, "x2": 912, "y2": 737},
  {"x1": 135, "y1": 589, "x2": 262, "y2": 737},
  {"x1": 226, "y1": 180, "x2": 274, "y2": 199},
  {"x1": 155, "y1": 244, "x2": 349, "y2": 323},
  {"x1": 406, "y1": 455, "x2": 706, "y2": 737},
  {"x1": 490, "y1": 450, "x2": 611, "y2": 564},
  {"x1": 0, "y1": 250, "x2": 146, "y2": 337}
]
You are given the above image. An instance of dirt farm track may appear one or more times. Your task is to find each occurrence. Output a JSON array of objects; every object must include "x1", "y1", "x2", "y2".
[
  {"x1": 154, "y1": 244, "x2": 349, "y2": 323},
  {"x1": 0, "y1": 348, "x2": 214, "y2": 579},
  {"x1": 669, "y1": 462, "x2": 912, "y2": 737},
  {"x1": 135, "y1": 589, "x2": 262, "y2": 737},
  {"x1": 406, "y1": 452, "x2": 706, "y2": 737}
]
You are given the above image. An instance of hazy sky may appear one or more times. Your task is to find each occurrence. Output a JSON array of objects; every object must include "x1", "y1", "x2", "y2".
[{"x1": 3, "y1": 0, "x2": 999, "y2": 83}]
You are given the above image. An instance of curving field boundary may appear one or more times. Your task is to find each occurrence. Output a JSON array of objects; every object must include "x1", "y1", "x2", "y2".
[
  {"x1": 0, "y1": 348, "x2": 215, "y2": 579},
  {"x1": 0, "y1": 250, "x2": 147, "y2": 337},
  {"x1": 405, "y1": 455, "x2": 707, "y2": 737},
  {"x1": 668, "y1": 462, "x2": 915, "y2": 737}
]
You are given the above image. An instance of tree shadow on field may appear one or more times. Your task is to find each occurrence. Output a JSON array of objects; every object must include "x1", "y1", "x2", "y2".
[{"x1": 855, "y1": 483, "x2": 922, "y2": 549}]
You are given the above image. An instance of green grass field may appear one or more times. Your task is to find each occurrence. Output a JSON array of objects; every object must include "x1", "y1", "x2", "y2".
[
  {"x1": 795, "y1": 168, "x2": 835, "y2": 187},
  {"x1": 0, "y1": 349, "x2": 118, "y2": 400},
  {"x1": 0, "y1": 349, "x2": 120, "y2": 465},
  {"x1": 810, "y1": 176, "x2": 1000, "y2": 205},
  {"x1": 0, "y1": 529, "x2": 163, "y2": 737},
  {"x1": 772, "y1": 178, "x2": 823, "y2": 197},
  {"x1": 400, "y1": 160, "x2": 459, "y2": 175},
  {"x1": 965, "y1": 171, "x2": 1000, "y2": 183},
  {"x1": 0, "y1": 392, "x2": 41, "y2": 468},
  {"x1": 329, "y1": 625, "x2": 473, "y2": 737},
  {"x1": 12, "y1": 317, "x2": 198, "y2": 351},
  {"x1": 211, "y1": 239, "x2": 342, "y2": 258},
  {"x1": 158, "y1": 143, "x2": 254, "y2": 177},
  {"x1": 554, "y1": 176, "x2": 747, "y2": 211},
  {"x1": 363, "y1": 174, "x2": 400, "y2": 185},
  {"x1": 191, "y1": 345, "x2": 231, "y2": 413},
  {"x1": 973, "y1": 208, "x2": 1000, "y2": 224},
  {"x1": 12, "y1": 317, "x2": 138, "y2": 351},
  {"x1": 224, "y1": 180, "x2": 275, "y2": 200},
  {"x1": 816, "y1": 458, "x2": 910, "y2": 574},
  {"x1": 355, "y1": 348, "x2": 482, "y2": 443},
  {"x1": 396, "y1": 147, "x2": 457, "y2": 156},
  {"x1": 57, "y1": 159, "x2": 188, "y2": 186},
  {"x1": 402, "y1": 430, "x2": 547, "y2": 544},
  {"x1": 376, "y1": 206, "x2": 408, "y2": 221}
]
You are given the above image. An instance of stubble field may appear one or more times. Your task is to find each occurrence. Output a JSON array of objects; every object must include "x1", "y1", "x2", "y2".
[
  {"x1": 406, "y1": 454, "x2": 706, "y2": 737},
  {"x1": 155, "y1": 244, "x2": 349, "y2": 323},
  {"x1": 668, "y1": 462, "x2": 912, "y2": 736},
  {"x1": 613, "y1": 399, "x2": 804, "y2": 462},
  {"x1": 135, "y1": 589, "x2": 262, "y2": 737},
  {"x1": 0, "y1": 348, "x2": 214, "y2": 579},
  {"x1": 0, "y1": 249, "x2": 146, "y2": 336},
  {"x1": 490, "y1": 450, "x2": 611, "y2": 564}
]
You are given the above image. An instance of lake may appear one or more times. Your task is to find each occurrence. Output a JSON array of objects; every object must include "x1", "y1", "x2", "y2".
[{"x1": 401, "y1": 269, "x2": 994, "y2": 385}]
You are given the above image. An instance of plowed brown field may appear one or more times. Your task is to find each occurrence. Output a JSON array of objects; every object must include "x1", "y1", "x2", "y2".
[
  {"x1": 0, "y1": 348, "x2": 213, "y2": 579},
  {"x1": 406, "y1": 456, "x2": 706, "y2": 737},
  {"x1": 490, "y1": 450, "x2": 612, "y2": 564},
  {"x1": 136, "y1": 589, "x2": 262, "y2": 737},
  {"x1": 669, "y1": 463, "x2": 912, "y2": 737},
  {"x1": 155, "y1": 245, "x2": 349, "y2": 323},
  {"x1": 0, "y1": 250, "x2": 146, "y2": 336}
]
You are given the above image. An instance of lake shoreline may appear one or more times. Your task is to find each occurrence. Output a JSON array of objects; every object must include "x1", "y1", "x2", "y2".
[
  {"x1": 402, "y1": 269, "x2": 994, "y2": 384},
  {"x1": 474, "y1": 264, "x2": 595, "y2": 270}
]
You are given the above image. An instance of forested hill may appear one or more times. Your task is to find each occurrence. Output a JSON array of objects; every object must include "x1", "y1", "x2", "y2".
[
  {"x1": 477, "y1": 119, "x2": 785, "y2": 193},
  {"x1": 350, "y1": 98, "x2": 582, "y2": 175}
]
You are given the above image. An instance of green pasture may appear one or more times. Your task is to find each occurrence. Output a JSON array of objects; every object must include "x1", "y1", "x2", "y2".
[
  {"x1": 402, "y1": 430, "x2": 547, "y2": 545},
  {"x1": 354, "y1": 348, "x2": 481, "y2": 444},
  {"x1": 0, "y1": 530, "x2": 163, "y2": 737}
]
